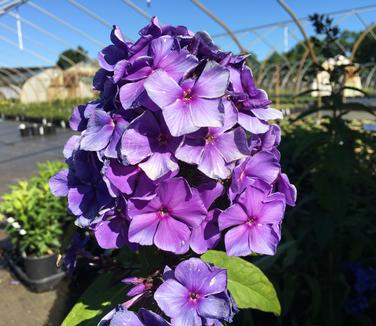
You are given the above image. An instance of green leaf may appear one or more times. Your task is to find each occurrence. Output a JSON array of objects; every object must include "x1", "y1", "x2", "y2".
[
  {"x1": 62, "y1": 273, "x2": 124, "y2": 326},
  {"x1": 201, "y1": 250, "x2": 281, "y2": 315}
]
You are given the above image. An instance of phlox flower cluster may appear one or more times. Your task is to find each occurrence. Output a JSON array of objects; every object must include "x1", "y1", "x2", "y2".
[{"x1": 50, "y1": 17, "x2": 296, "y2": 326}]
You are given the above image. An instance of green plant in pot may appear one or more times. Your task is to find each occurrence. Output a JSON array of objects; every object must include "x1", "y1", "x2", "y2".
[{"x1": 0, "y1": 161, "x2": 72, "y2": 288}]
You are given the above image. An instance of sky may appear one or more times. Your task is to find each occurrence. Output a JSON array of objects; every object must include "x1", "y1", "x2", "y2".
[{"x1": 0, "y1": 0, "x2": 374, "y2": 67}]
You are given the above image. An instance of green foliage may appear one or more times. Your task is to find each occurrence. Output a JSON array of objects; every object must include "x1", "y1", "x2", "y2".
[
  {"x1": 0, "y1": 98, "x2": 90, "y2": 122},
  {"x1": 0, "y1": 161, "x2": 72, "y2": 256},
  {"x1": 62, "y1": 272, "x2": 125, "y2": 326},
  {"x1": 250, "y1": 117, "x2": 376, "y2": 325},
  {"x1": 202, "y1": 250, "x2": 281, "y2": 315},
  {"x1": 354, "y1": 32, "x2": 376, "y2": 63},
  {"x1": 57, "y1": 46, "x2": 88, "y2": 70}
]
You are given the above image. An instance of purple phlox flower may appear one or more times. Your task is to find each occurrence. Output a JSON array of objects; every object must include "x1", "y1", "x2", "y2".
[
  {"x1": 80, "y1": 110, "x2": 129, "y2": 158},
  {"x1": 50, "y1": 150, "x2": 113, "y2": 227},
  {"x1": 121, "y1": 111, "x2": 181, "y2": 180},
  {"x1": 227, "y1": 66, "x2": 283, "y2": 134},
  {"x1": 99, "y1": 306, "x2": 170, "y2": 326},
  {"x1": 127, "y1": 177, "x2": 206, "y2": 254},
  {"x1": 190, "y1": 181, "x2": 223, "y2": 254},
  {"x1": 103, "y1": 159, "x2": 156, "y2": 197},
  {"x1": 277, "y1": 173, "x2": 297, "y2": 207},
  {"x1": 69, "y1": 100, "x2": 100, "y2": 132},
  {"x1": 189, "y1": 31, "x2": 229, "y2": 62},
  {"x1": 144, "y1": 60, "x2": 229, "y2": 137},
  {"x1": 93, "y1": 196, "x2": 136, "y2": 250},
  {"x1": 229, "y1": 150, "x2": 280, "y2": 201},
  {"x1": 119, "y1": 35, "x2": 198, "y2": 110},
  {"x1": 219, "y1": 185, "x2": 286, "y2": 256},
  {"x1": 140, "y1": 16, "x2": 192, "y2": 40},
  {"x1": 154, "y1": 258, "x2": 237, "y2": 325},
  {"x1": 175, "y1": 119, "x2": 249, "y2": 180},
  {"x1": 250, "y1": 124, "x2": 281, "y2": 159},
  {"x1": 131, "y1": 16, "x2": 192, "y2": 56},
  {"x1": 98, "y1": 26, "x2": 129, "y2": 72}
]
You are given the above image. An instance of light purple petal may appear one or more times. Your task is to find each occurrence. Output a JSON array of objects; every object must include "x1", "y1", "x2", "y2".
[
  {"x1": 113, "y1": 59, "x2": 128, "y2": 83},
  {"x1": 197, "y1": 181, "x2": 224, "y2": 210},
  {"x1": 221, "y1": 98, "x2": 238, "y2": 131},
  {"x1": 218, "y1": 204, "x2": 248, "y2": 231},
  {"x1": 194, "y1": 61, "x2": 229, "y2": 99},
  {"x1": 237, "y1": 185, "x2": 266, "y2": 218},
  {"x1": 278, "y1": 173, "x2": 297, "y2": 207},
  {"x1": 80, "y1": 110, "x2": 114, "y2": 151},
  {"x1": 139, "y1": 152, "x2": 179, "y2": 181},
  {"x1": 198, "y1": 296, "x2": 229, "y2": 320},
  {"x1": 49, "y1": 170, "x2": 68, "y2": 197},
  {"x1": 159, "y1": 50, "x2": 198, "y2": 81},
  {"x1": 171, "y1": 313, "x2": 202, "y2": 326},
  {"x1": 156, "y1": 178, "x2": 206, "y2": 228},
  {"x1": 174, "y1": 258, "x2": 211, "y2": 292},
  {"x1": 63, "y1": 135, "x2": 80, "y2": 159},
  {"x1": 224, "y1": 224, "x2": 251, "y2": 256},
  {"x1": 228, "y1": 66, "x2": 242, "y2": 92},
  {"x1": 151, "y1": 35, "x2": 175, "y2": 66},
  {"x1": 245, "y1": 151, "x2": 280, "y2": 184},
  {"x1": 238, "y1": 112, "x2": 270, "y2": 134},
  {"x1": 190, "y1": 97, "x2": 224, "y2": 128},
  {"x1": 175, "y1": 137, "x2": 204, "y2": 165},
  {"x1": 252, "y1": 108, "x2": 283, "y2": 121},
  {"x1": 119, "y1": 80, "x2": 145, "y2": 110},
  {"x1": 258, "y1": 199, "x2": 285, "y2": 224},
  {"x1": 162, "y1": 99, "x2": 198, "y2": 137},
  {"x1": 128, "y1": 213, "x2": 159, "y2": 246},
  {"x1": 105, "y1": 116, "x2": 129, "y2": 158},
  {"x1": 154, "y1": 216, "x2": 191, "y2": 254},
  {"x1": 126, "y1": 66, "x2": 152, "y2": 81},
  {"x1": 214, "y1": 128, "x2": 249, "y2": 163},
  {"x1": 198, "y1": 144, "x2": 230, "y2": 179},
  {"x1": 94, "y1": 217, "x2": 129, "y2": 249},
  {"x1": 154, "y1": 279, "x2": 190, "y2": 318},
  {"x1": 200, "y1": 268, "x2": 227, "y2": 296},
  {"x1": 249, "y1": 224, "x2": 279, "y2": 255},
  {"x1": 104, "y1": 160, "x2": 138, "y2": 194},
  {"x1": 144, "y1": 69, "x2": 183, "y2": 108},
  {"x1": 190, "y1": 213, "x2": 221, "y2": 254},
  {"x1": 109, "y1": 309, "x2": 143, "y2": 326},
  {"x1": 121, "y1": 127, "x2": 152, "y2": 165}
]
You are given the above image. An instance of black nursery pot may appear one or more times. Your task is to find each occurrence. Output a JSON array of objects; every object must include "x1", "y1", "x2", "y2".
[
  {"x1": 6, "y1": 252, "x2": 65, "y2": 292},
  {"x1": 22, "y1": 253, "x2": 59, "y2": 280}
]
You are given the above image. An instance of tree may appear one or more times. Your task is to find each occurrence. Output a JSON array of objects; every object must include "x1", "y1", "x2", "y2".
[
  {"x1": 354, "y1": 33, "x2": 376, "y2": 63},
  {"x1": 56, "y1": 46, "x2": 88, "y2": 70}
]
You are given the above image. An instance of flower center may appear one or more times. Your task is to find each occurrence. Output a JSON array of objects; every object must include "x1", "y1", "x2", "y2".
[
  {"x1": 189, "y1": 291, "x2": 200, "y2": 302},
  {"x1": 159, "y1": 207, "x2": 169, "y2": 217},
  {"x1": 157, "y1": 133, "x2": 168, "y2": 145},
  {"x1": 205, "y1": 133, "x2": 215, "y2": 144},
  {"x1": 182, "y1": 89, "x2": 193, "y2": 102},
  {"x1": 247, "y1": 217, "x2": 256, "y2": 226}
]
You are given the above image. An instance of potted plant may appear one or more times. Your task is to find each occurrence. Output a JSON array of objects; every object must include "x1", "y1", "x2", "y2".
[{"x1": 0, "y1": 161, "x2": 72, "y2": 292}]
